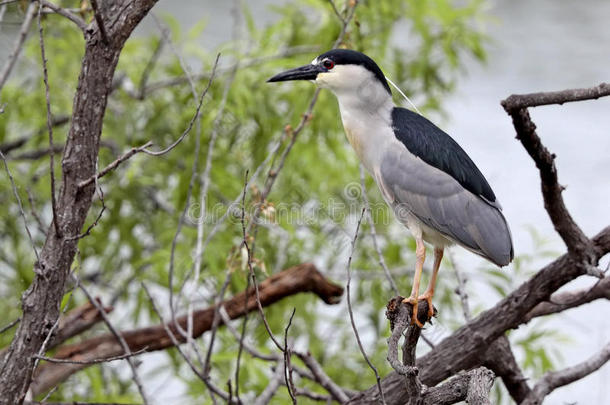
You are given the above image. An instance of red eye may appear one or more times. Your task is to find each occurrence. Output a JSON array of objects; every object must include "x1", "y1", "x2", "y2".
[{"x1": 323, "y1": 59, "x2": 335, "y2": 70}]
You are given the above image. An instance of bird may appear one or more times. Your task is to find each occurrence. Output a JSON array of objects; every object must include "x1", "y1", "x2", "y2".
[{"x1": 268, "y1": 49, "x2": 513, "y2": 327}]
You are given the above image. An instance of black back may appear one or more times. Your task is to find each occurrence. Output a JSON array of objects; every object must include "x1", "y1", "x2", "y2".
[
  {"x1": 317, "y1": 49, "x2": 391, "y2": 95},
  {"x1": 391, "y1": 107, "x2": 497, "y2": 203}
]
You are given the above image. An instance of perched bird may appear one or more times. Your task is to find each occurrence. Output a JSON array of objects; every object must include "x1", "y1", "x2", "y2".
[{"x1": 268, "y1": 49, "x2": 513, "y2": 327}]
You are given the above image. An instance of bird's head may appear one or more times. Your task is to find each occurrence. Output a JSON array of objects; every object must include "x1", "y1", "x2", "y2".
[{"x1": 267, "y1": 49, "x2": 392, "y2": 105}]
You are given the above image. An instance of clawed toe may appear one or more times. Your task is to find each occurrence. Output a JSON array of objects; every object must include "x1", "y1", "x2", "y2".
[{"x1": 402, "y1": 296, "x2": 425, "y2": 328}]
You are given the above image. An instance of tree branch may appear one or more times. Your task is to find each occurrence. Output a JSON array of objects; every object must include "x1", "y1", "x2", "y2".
[
  {"x1": 349, "y1": 226, "x2": 610, "y2": 404},
  {"x1": 521, "y1": 341, "x2": 610, "y2": 405},
  {"x1": 502, "y1": 82, "x2": 610, "y2": 109},
  {"x1": 31, "y1": 263, "x2": 343, "y2": 396},
  {"x1": 0, "y1": 2, "x2": 160, "y2": 403},
  {"x1": 524, "y1": 276, "x2": 610, "y2": 322}
]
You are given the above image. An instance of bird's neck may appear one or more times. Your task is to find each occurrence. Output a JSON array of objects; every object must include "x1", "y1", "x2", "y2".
[{"x1": 333, "y1": 89, "x2": 395, "y2": 172}]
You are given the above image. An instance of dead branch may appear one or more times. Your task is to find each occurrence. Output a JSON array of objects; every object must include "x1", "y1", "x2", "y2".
[
  {"x1": 525, "y1": 276, "x2": 610, "y2": 322},
  {"x1": 385, "y1": 297, "x2": 424, "y2": 404},
  {"x1": 521, "y1": 341, "x2": 610, "y2": 405},
  {"x1": 502, "y1": 82, "x2": 610, "y2": 109},
  {"x1": 31, "y1": 263, "x2": 343, "y2": 396}
]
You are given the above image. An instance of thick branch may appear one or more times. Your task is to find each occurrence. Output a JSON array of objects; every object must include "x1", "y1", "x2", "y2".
[
  {"x1": 349, "y1": 227, "x2": 610, "y2": 404},
  {"x1": 418, "y1": 367, "x2": 494, "y2": 405},
  {"x1": 31, "y1": 263, "x2": 343, "y2": 396},
  {"x1": 503, "y1": 107, "x2": 592, "y2": 258}
]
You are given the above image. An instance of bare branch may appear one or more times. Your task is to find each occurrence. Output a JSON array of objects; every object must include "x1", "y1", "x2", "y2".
[
  {"x1": 77, "y1": 283, "x2": 150, "y2": 404},
  {"x1": 502, "y1": 93, "x2": 596, "y2": 259},
  {"x1": 0, "y1": 318, "x2": 20, "y2": 335},
  {"x1": 0, "y1": 1, "x2": 161, "y2": 402},
  {"x1": 346, "y1": 207, "x2": 387, "y2": 404},
  {"x1": 525, "y1": 276, "x2": 610, "y2": 322},
  {"x1": 143, "y1": 54, "x2": 220, "y2": 156},
  {"x1": 34, "y1": 348, "x2": 148, "y2": 365},
  {"x1": 142, "y1": 283, "x2": 236, "y2": 404},
  {"x1": 502, "y1": 82, "x2": 610, "y2": 110},
  {"x1": 0, "y1": 1, "x2": 37, "y2": 93},
  {"x1": 40, "y1": 0, "x2": 87, "y2": 32},
  {"x1": 522, "y1": 341, "x2": 610, "y2": 405},
  {"x1": 0, "y1": 150, "x2": 39, "y2": 261},
  {"x1": 77, "y1": 141, "x2": 153, "y2": 189},
  {"x1": 294, "y1": 351, "x2": 350, "y2": 403},
  {"x1": 37, "y1": 3, "x2": 61, "y2": 238},
  {"x1": 31, "y1": 264, "x2": 343, "y2": 396}
]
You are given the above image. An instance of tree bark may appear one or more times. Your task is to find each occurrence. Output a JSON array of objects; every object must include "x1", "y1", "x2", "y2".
[{"x1": 0, "y1": 2, "x2": 158, "y2": 403}]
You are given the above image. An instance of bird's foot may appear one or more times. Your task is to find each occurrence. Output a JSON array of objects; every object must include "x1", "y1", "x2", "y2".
[
  {"x1": 417, "y1": 292, "x2": 436, "y2": 320},
  {"x1": 402, "y1": 296, "x2": 425, "y2": 328}
]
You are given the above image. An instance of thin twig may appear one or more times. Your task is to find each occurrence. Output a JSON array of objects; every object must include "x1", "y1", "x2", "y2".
[
  {"x1": 40, "y1": 0, "x2": 87, "y2": 31},
  {"x1": 142, "y1": 283, "x2": 236, "y2": 403},
  {"x1": 0, "y1": 1, "x2": 37, "y2": 93},
  {"x1": 78, "y1": 283, "x2": 150, "y2": 405},
  {"x1": 77, "y1": 141, "x2": 153, "y2": 189},
  {"x1": 283, "y1": 308, "x2": 297, "y2": 404},
  {"x1": 35, "y1": 348, "x2": 148, "y2": 365},
  {"x1": 294, "y1": 351, "x2": 350, "y2": 403},
  {"x1": 326, "y1": 0, "x2": 345, "y2": 24},
  {"x1": 0, "y1": 150, "x2": 39, "y2": 261},
  {"x1": 448, "y1": 250, "x2": 471, "y2": 321},
  {"x1": 142, "y1": 53, "x2": 220, "y2": 156},
  {"x1": 192, "y1": 62, "x2": 238, "y2": 374},
  {"x1": 0, "y1": 318, "x2": 20, "y2": 334},
  {"x1": 218, "y1": 306, "x2": 279, "y2": 362},
  {"x1": 37, "y1": 3, "x2": 61, "y2": 238},
  {"x1": 346, "y1": 207, "x2": 387, "y2": 404},
  {"x1": 201, "y1": 272, "x2": 233, "y2": 377},
  {"x1": 240, "y1": 171, "x2": 284, "y2": 351}
]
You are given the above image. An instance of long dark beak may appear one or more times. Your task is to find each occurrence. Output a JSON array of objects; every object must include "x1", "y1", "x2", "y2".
[{"x1": 267, "y1": 64, "x2": 324, "y2": 82}]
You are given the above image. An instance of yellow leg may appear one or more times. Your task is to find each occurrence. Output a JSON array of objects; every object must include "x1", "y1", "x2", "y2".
[
  {"x1": 403, "y1": 237, "x2": 426, "y2": 327},
  {"x1": 418, "y1": 247, "x2": 443, "y2": 319}
]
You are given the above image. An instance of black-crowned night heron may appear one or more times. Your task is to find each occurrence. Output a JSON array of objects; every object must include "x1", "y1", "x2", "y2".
[{"x1": 268, "y1": 49, "x2": 513, "y2": 327}]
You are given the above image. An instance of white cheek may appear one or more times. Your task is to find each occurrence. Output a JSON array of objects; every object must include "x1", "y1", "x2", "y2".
[{"x1": 314, "y1": 72, "x2": 332, "y2": 88}]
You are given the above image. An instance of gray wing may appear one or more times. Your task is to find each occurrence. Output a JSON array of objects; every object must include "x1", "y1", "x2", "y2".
[{"x1": 378, "y1": 146, "x2": 513, "y2": 267}]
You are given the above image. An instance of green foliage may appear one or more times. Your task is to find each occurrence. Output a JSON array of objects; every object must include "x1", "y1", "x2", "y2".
[{"x1": 0, "y1": 0, "x2": 517, "y2": 403}]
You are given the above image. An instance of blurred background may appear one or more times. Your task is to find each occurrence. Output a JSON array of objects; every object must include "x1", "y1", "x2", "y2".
[{"x1": 1, "y1": 0, "x2": 609, "y2": 403}]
